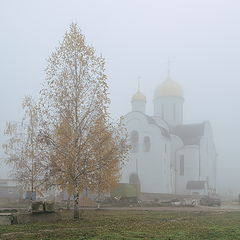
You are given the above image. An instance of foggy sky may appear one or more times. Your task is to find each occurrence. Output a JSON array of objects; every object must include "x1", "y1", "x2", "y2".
[{"x1": 1, "y1": 0, "x2": 240, "y2": 195}]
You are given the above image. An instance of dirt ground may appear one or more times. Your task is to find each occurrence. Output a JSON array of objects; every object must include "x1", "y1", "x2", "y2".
[{"x1": 1, "y1": 201, "x2": 240, "y2": 213}]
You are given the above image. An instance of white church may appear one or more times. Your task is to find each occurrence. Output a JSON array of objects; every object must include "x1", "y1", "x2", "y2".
[{"x1": 120, "y1": 75, "x2": 217, "y2": 195}]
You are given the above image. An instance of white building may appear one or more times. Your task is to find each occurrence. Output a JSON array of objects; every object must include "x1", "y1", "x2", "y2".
[
  {"x1": 0, "y1": 179, "x2": 20, "y2": 200},
  {"x1": 121, "y1": 75, "x2": 217, "y2": 195}
]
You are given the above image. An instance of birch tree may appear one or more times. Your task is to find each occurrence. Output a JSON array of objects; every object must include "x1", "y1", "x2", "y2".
[
  {"x1": 3, "y1": 96, "x2": 49, "y2": 201},
  {"x1": 39, "y1": 23, "x2": 129, "y2": 219},
  {"x1": 87, "y1": 116, "x2": 129, "y2": 199}
]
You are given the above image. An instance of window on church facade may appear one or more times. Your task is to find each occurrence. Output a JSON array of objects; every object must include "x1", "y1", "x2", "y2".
[
  {"x1": 173, "y1": 104, "x2": 176, "y2": 121},
  {"x1": 180, "y1": 155, "x2": 184, "y2": 176},
  {"x1": 161, "y1": 104, "x2": 164, "y2": 119},
  {"x1": 206, "y1": 138, "x2": 209, "y2": 154},
  {"x1": 165, "y1": 143, "x2": 167, "y2": 153},
  {"x1": 143, "y1": 136, "x2": 151, "y2": 152},
  {"x1": 131, "y1": 131, "x2": 139, "y2": 153}
]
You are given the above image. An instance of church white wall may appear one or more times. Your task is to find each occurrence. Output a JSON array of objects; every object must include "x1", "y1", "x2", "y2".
[
  {"x1": 121, "y1": 114, "x2": 217, "y2": 195},
  {"x1": 139, "y1": 133, "x2": 171, "y2": 193},
  {"x1": 175, "y1": 146, "x2": 200, "y2": 195},
  {"x1": 170, "y1": 135, "x2": 184, "y2": 194},
  {"x1": 121, "y1": 112, "x2": 172, "y2": 194},
  {"x1": 199, "y1": 121, "x2": 217, "y2": 192},
  {"x1": 153, "y1": 96, "x2": 183, "y2": 126},
  {"x1": 152, "y1": 116, "x2": 169, "y2": 131}
]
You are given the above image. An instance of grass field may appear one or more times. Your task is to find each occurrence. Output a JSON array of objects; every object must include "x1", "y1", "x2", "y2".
[{"x1": 0, "y1": 209, "x2": 240, "y2": 240}]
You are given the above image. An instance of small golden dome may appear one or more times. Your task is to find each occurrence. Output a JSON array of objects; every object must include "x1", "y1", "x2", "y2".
[
  {"x1": 132, "y1": 90, "x2": 146, "y2": 102},
  {"x1": 154, "y1": 77, "x2": 183, "y2": 99}
]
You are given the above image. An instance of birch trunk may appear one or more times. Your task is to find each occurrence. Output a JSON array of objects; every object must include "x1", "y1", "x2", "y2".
[{"x1": 73, "y1": 192, "x2": 80, "y2": 219}]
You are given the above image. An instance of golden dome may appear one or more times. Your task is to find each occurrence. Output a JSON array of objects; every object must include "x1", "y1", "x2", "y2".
[
  {"x1": 154, "y1": 77, "x2": 183, "y2": 99},
  {"x1": 132, "y1": 90, "x2": 146, "y2": 102}
]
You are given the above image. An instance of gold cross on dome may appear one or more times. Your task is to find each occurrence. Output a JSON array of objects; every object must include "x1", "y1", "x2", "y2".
[
  {"x1": 164, "y1": 59, "x2": 174, "y2": 78},
  {"x1": 137, "y1": 76, "x2": 141, "y2": 91}
]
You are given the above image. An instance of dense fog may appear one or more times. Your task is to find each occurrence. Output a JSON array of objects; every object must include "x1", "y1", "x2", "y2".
[{"x1": 0, "y1": 0, "x2": 240, "y2": 196}]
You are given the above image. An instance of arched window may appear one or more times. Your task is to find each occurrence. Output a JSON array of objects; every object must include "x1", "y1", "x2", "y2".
[
  {"x1": 161, "y1": 104, "x2": 164, "y2": 119},
  {"x1": 143, "y1": 136, "x2": 151, "y2": 152},
  {"x1": 173, "y1": 104, "x2": 176, "y2": 121},
  {"x1": 131, "y1": 131, "x2": 139, "y2": 153},
  {"x1": 206, "y1": 138, "x2": 209, "y2": 154},
  {"x1": 180, "y1": 155, "x2": 184, "y2": 176}
]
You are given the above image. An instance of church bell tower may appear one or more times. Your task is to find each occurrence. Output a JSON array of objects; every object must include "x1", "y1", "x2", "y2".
[
  {"x1": 131, "y1": 86, "x2": 146, "y2": 114},
  {"x1": 153, "y1": 75, "x2": 184, "y2": 126}
]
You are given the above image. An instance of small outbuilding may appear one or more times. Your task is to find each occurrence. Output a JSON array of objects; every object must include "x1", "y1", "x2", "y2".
[{"x1": 186, "y1": 181, "x2": 208, "y2": 195}]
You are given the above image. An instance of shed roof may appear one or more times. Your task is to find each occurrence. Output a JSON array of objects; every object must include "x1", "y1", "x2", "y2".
[{"x1": 186, "y1": 181, "x2": 206, "y2": 190}]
